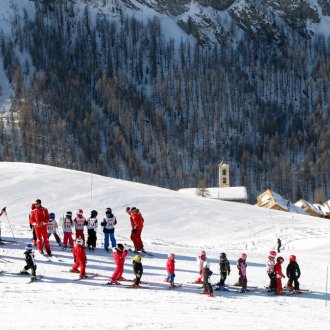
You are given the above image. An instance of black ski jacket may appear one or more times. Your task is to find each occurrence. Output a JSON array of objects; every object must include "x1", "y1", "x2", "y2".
[
  {"x1": 133, "y1": 261, "x2": 143, "y2": 278},
  {"x1": 219, "y1": 258, "x2": 231, "y2": 275},
  {"x1": 286, "y1": 261, "x2": 301, "y2": 278}
]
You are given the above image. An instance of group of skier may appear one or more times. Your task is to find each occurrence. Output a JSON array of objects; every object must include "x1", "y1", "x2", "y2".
[
  {"x1": 3, "y1": 202, "x2": 304, "y2": 294},
  {"x1": 27, "y1": 199, "x2": 145, "y2": 255}
]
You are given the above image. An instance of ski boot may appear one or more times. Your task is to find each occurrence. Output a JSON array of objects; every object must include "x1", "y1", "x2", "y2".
[
  {"x1": 79, "y1": 275, "x2": 87, "y2": 279},
  {"x1": 294, "y1": 289, "x2": 302, "y2": 294},
  {"x1": 208, "y1": 293, "x2": 215, "y2": 297},
  {"x1": 132, "y1": 283, "x2": 140, "y2": 288},
  {"x1": 195, "y1": 278, "x2": 203, "y2": 284},
  {"x1": 20, "y1": 270, "x2": 30, "y2": 275},
  {"x1": 69, "y1": 269, "x2": 80, "y2": 273},
  {"x1": 39, "y1": 250, "x2": 44, "y2": 255},
  {"x1": 46, "y1": 249, "x2": 52, "y2": 256},
  {"x1": 30, "y1": 275, "x2": 37, "y2": 282}
]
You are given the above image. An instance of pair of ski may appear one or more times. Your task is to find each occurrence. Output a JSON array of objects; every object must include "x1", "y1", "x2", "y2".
[
  {"x1": 40, "y1": 253, "x2": 63, "y2": 262},
  {"x1": 129, "y1": 249, "x2": 154, "y2": 257},
  {"x1": 60, "y1": 270, "x2": 99, "y2": 281}
]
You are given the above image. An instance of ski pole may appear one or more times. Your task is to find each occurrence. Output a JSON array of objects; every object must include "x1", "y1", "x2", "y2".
[
  {"x1": 4, "y1": 212, "x2": 17, "y2": 243},
  {"x1": 326, "y1": 265, "x2": 329, "y2": 307}
]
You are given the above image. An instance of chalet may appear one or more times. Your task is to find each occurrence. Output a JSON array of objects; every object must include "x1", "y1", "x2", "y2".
[
  {"x1": 257, "y1": 189, "x2": 306, "y2": 215},
  {"x1": 294, "y1": 199, "x2": 326, "y2": 218}
]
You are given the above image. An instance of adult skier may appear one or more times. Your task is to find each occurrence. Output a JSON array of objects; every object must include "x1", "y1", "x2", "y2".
[
  {"x1": 29, "y1": 199, "x2": 52, "y2": 255},
  {"x1": 126, "y1": 207, "x2": 144, "y2": 252}
]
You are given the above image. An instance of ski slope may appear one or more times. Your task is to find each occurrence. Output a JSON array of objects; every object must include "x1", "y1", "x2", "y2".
[{"x1": 0, "y1": 162, "x2": 329, "y2": 329}]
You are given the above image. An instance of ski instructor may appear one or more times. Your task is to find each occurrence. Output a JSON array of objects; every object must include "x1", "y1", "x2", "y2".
[
  {"x1": 126, "y1": 207, "x2": 145, "y2": 252},
  {"x1": 29, "y1": 199, "x2": 52, "y2": 256}
]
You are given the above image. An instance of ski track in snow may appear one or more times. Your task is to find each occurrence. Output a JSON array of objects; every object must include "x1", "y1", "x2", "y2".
[{"x1": 0, "y1": 162, "x2": 330, "y2": 329}]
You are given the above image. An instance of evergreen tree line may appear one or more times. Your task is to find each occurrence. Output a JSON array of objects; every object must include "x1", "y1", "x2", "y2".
[{"x1": 0, "y1": 2, "x2": 329, "y2": 203}]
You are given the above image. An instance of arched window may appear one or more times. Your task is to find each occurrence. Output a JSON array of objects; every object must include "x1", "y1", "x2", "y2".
[
  {"x1": 223, "y1": 178, "x2": 226, "y2": 184},
  {"x1": 222, "y1": 169, "x2": 227, "y2": 175}
]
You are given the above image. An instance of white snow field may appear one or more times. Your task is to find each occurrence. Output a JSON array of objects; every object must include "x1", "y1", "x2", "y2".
[{"x1": 0, "y1": 162, "x2": 329, "y2": 329}]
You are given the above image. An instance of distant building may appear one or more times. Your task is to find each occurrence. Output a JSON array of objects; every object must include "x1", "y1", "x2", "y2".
[
  {"x1": 219, "y1": 162, "x2": 230, "y2": 188},
  {"x1": 294, "y1": 199, "x2": 326, "y2": 218},
  {"x1": 257, "y1": 189, "x2": 306, "y2": 215}
]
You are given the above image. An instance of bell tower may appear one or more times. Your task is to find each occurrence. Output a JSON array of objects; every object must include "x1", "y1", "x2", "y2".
[{"x1": 219, "y1": 162, "x2": 230, "y2": 188}]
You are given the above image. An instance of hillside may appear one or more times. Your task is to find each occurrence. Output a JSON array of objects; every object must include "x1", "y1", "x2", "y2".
[
  {"x1": 0, "y1": 162, "x2": 330, "y2": 329},
  {"x1": 0, "y1": 0, "x2": 329, "y2": 203}
]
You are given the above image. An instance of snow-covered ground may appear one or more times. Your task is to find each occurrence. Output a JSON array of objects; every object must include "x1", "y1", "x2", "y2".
[{"x1": 0, "y1": 162, "x2": 329, "y2": 329}]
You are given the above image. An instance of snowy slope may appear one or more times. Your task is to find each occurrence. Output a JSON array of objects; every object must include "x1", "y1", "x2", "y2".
[{"x1": 0, "y1": 162, "x2": 330, "y2": 329}]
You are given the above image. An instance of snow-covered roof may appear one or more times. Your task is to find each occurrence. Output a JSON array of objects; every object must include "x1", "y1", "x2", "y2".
[
  {"x1": 178, "y1": 186, "x2": 248, "y2": 201},
  {"x1": 295, "y1": 199, "x2": 326, "y2": 216}
]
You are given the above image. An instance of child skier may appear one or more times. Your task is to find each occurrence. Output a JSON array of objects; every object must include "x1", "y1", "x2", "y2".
[
  {"x1": 101, "y1": 208, "x2": 117, "y2": 252},
  {"x1": 166, "y1": 252, "x2": 177, "y2": 287},
  {"x1": 74, "y1": 209, "x2": 86, "y2": 244},
  {"x1": 108, "y1": 243, "x2": 128, "y2": 284},
  {"x1": 274, "y1": 256, "x2": 285, "y2": 295},
  {"x1": 216, "y1": 252, "x2": 230, "y2": 290},
  {"x1": 29, "y1": 204, "x2": 37, "y2": 246},
  {"x1": 20, "y1": 243, "x2": 37, "y2": 282},
  {"x1": 47, "y1": 212, "x2": 62, "y2": 247},
  {"x1": 201, "y1": 261, "x2": 214, "y2": 297},
  {"x1": 286, "y1": 255, "x2": 301, "y2": 294},
  {"x1": 132, "y1": 254, "x2": 143, "y2": 288},
  {"x1": 86, "y1": 210, "x2": 98, "y2": 251},
  {"x1": 195, "y1": 250, "x2": 207, "y2": 284},
  {"x1": 62, "y1": 211, "x2": 74, "y2": 249},
  {"x1": 70, "y1": 238, "x2": 87, "y2": 279},
  {"x1": 266, "y1": 250, "x2": 277, "y2": 292},
  {"x1": 236, "y1": 253, "x2": 248, "y2": 293}
]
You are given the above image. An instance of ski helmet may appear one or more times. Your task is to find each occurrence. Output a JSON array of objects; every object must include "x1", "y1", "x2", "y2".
[
  {"x1": 35, "y1": 199, "x2": 42, "y2": 204},
  {"x1": 76, "y1": 238, "x2": 84, "y2": 246},
  {"x1": 76, "y1": 209, "x2": 83, "y2": 216},
  {"x1": 289, "y1": 255, "x2": 296, "y2": 262},
  {"x1": 168, "y1": 253, "x2": 175, "y2": 260},
  {"x1": 220, "y1": 252, "x2": 227, "y2": 259},
  {"x1": 66, "y1": 211, "x2": 72, "y2": 217},
  {"x1": 240, "y1": 253, "x2": 247, "y2": 260},
  {"x1": 49, "y1": 213, "x2": 55, "y2": 220},
  {"x1": 203, "y1": 261, "x2": 210, "y2": 268},
  {"x1": 199, "y1": 250, "x2": 206, "y2": 258},
  {"x1": 277, "y1": 256, "x2": 284, "y2": 263},
  {"x1": 91, "y1": 210, "x2": 98, "y2": 218},
  {"x1": 105, "y1": 208, "x2": 112, "y2": 215},
  {"x1": 117, "y1": 243, "x2": 124, "y2": 252},
  {"x1": 269, "y1": 250, "x2": 277, "y2": 258},
  {"x1": 133, "y1": 255, "x2": 142, "y2": 262},
  {"x1": 25, "y1": 243, "x2": 33, "y2": 252}
]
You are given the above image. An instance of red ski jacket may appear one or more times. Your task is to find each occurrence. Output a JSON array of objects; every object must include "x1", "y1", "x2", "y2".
[
  {"x1": 73, "y1": 244, "x2": 86, "y2": 262},
  {"x1": 130, "y1": 211, "x2": 144, "y2": 229},
  {"x1": 274, "y1": 262, "x2": 285, "y2": 279},
  {"x1": 166, "y1": 259, "x2": 175, "y2": 274},
  {"x1": 113, "y1": 250, "x2": 128, "y2": 266},
  {"x1": 30, "y1": 207, "x2": 50, "y2": 227}
]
